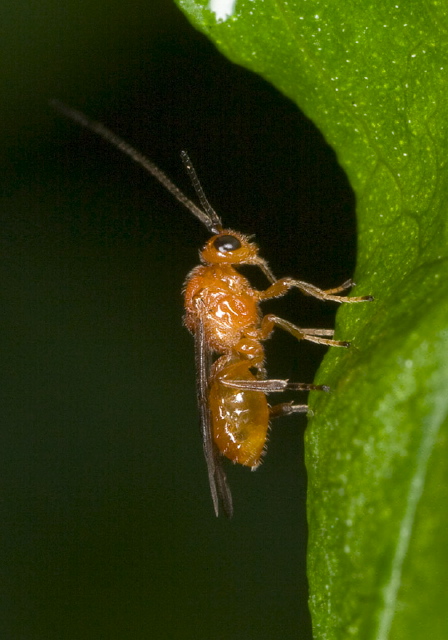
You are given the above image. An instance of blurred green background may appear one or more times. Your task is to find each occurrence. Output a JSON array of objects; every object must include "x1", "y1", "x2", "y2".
[{"x1": 1, "y1": 1, "x2": 359, "y2": 638}]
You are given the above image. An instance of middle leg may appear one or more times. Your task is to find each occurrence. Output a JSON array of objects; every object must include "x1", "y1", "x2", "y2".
[{"x1": 260, "y1": 314, "x2": 350, "y2": 348}]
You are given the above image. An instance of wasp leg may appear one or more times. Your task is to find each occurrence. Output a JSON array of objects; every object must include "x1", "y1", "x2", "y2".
[
  {"x1": 323, "y1": 278, "x2": 354, "y2": 295},
  {"x1": 258, "y1": 277, "x2": 373, "y2": 303},
  {"x1": 269, "y1": 402, "x2": 309, "y2": 418},
  {"x1": 220, "y1": 379, "x2": 330, "y2": 393},
  {"x1": 296, "y1": 328, "x2": 335, "y2": 337},
  {"x1": 260, "y1": 314, "x2": 350, "y2": 348}
]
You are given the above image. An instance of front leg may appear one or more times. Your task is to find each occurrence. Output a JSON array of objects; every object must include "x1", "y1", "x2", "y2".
[{"x1": 258, "y1": 277, "x2": 373, "y2": 303}]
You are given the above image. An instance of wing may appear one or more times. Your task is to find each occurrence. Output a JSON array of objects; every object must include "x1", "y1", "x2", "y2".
[{"x1": 194, "y1": 312, "x2": 233, "y2": 518}]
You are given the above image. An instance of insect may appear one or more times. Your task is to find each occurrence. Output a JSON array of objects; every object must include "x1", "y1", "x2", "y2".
[{"x1": 51, "y1": 101, "x2": 373, "y2": 517}]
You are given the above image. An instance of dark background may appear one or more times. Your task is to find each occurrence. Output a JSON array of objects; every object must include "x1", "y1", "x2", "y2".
[{"x1": 1, "y1": 2, "x2": 357, "y2": 639}]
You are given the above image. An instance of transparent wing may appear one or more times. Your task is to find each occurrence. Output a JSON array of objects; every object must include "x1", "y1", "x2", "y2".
[{"x1": 194, "y1": 313, "x2": 233, "y2": 518}]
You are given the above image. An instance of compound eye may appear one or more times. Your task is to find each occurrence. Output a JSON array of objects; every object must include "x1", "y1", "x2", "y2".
[{"x1": 213, "y1": 234, "x2": 242, "y2": 253}]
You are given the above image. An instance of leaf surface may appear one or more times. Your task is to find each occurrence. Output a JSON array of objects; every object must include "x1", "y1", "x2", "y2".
[{"x1": 174, "y1": 1, "x2": 448, "y2": 637}]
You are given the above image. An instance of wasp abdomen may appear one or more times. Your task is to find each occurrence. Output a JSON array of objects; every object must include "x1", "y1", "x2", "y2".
[{"x1": 209, "y1": 357, "x2": 269, "y2": 468}]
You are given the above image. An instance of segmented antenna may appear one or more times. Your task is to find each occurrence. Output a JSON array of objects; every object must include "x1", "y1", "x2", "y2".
[
  {"x1": 50, "y1": 100, "x2": 223, "y2": 234},
  {"x1": 180, "y1": 151, "x2": 222, "y2": 234}
]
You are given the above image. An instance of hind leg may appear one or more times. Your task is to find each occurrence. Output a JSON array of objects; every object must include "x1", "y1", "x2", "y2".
[{"x1": 269, "y1": 402, "x2": 309, "y2": 418}]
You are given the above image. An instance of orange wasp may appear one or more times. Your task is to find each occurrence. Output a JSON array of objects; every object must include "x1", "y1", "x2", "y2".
[{"x1": 52, "y1": 102, "x2": 373, "y2": 517}]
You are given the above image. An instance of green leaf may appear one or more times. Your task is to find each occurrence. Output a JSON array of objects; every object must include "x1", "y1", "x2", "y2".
[{"x1": 174, "y1": 1, "x2": 448, "y2": 638}]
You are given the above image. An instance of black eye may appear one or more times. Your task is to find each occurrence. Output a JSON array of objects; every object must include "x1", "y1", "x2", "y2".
[{"x1": 213, "y1": 235, "x2": 241, "y2": 253}]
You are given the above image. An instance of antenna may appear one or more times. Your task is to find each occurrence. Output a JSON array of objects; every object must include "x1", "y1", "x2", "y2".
[
  {"x1": 50, "y1": 100, "x2": 223, "y2": 234},
  {"x1": 180, "y1": 151, "x2": 222, "y2": 234}
]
